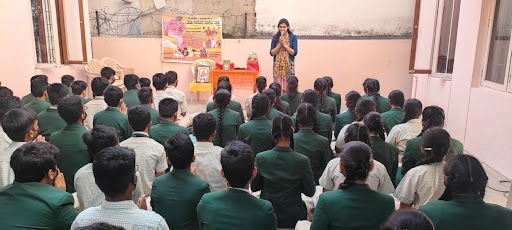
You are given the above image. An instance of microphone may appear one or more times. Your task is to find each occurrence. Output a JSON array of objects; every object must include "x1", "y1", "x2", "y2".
[{"x1": 280, "y1": 31, "x2": 284, "y2": 36}]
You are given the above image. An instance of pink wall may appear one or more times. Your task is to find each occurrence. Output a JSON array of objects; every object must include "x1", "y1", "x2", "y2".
[{"x1": 92, "y1": 37, "x2": 413, "y2": 102}]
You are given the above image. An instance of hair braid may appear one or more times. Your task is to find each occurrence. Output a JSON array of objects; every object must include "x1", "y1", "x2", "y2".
[
  {"x1": 418, "y1": 106, "x2": 445, "y2": 137},
  {"x1": 416, "y1": 127, "x2": 450, "y2": 167},
  {"x1": 269, "y1": 83, "x2": 284, "y2": 112},
  {"x1": 339, "y1": 142, "x2": 373, "y2": 189},
  {"x1": 250, "y1": 94, "x2": 270, "y2": 120},
  {"x1": 213, "y1": 89, "x2": 231, "y2": 146}
]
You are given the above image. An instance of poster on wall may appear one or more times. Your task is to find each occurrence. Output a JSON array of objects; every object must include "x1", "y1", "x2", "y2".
[{"x1": 162, "y1": 15, "x2": 222, "y2": 63}]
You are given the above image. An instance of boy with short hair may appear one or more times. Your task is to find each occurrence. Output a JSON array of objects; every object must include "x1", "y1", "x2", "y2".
[
  {"x1": 140, "y1": 77, "x2": 151, "y2": 88},
  {"x1": 38, "y1": 83, "x2": 68, "y2": 140},
  {"x1": 24, "y1": 79, "x2": 51, "y2": 114},
  {"x1": 93, "y1": 85, "x2": 132, "y2": 141},
  {"x1": 197, "y1": 141, "x2": 277, "y2": 230},
  {"x1": 84, "y1": 77, "x2": 109, "y2": 130},
  {"x1": 22, "y1": 75, "x2": 48, "y2": 105},
  {"x1": 61, "y1": 74, "x2": 75, "y2": 96},
  {"x1": 381, "y1": 90, "x2": 405, "y2": 133},
  {"x1": 164, "y1": 71, "x2": 191, "y2": 127},
  {"x1": 101, "y1": 67, "x2": 126, "y2": 92},
  {"x1": 152, "y1": 73, "x2": 172, "y2": 109},
  {"x1": 137, "y1": 87, "x2": 160, "y2": 125},
  {"x1": 191, "y1": 113, "x2": 227, "y2": 191},
  {"x1": 71, "y1": 80, "x2": 89, "y2": 104},
  {"x1": 151, "y1": 133, "x2": 210, "y2": 230},
  {"x1": 123, "y1": 74, "x2": 141, "y2": 109},
  {"x1": 149, "y1": 98, "x2": 188, "y2": 146},
  {"x1": 0, "y1": 96, "x2": 22, "y2": 149},
  {"x1": 120, "y1": 105, "x2": 167, "y2": 195}
]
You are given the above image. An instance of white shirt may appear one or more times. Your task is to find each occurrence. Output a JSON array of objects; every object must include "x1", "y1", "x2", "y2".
[
  {"x1": 245, "y1": 92, "x2": 258, "y2": 114},
  {"x1": 0, "y1": 142, "x2": 26, "y2": 188},
  {"x1": 318, "y1": 157, "x2": 395, "y2": 194},
  {"x1": 192, "y1": 142, "x2": 227, "y2": 191},
  {"x1": 84, "y1": 97, "x2": 107, "y2": 131},
  {"x1": 120, "y1": 132, "x2": 168, "y2": 195},
  {"x1": 386, "y1": 118, "x2": 422, "y2": 152},
  {"x1": 0, "y1": 126, "x2": 12, "y2": 150},
  {"x1": 74, "y1": 163, "x2": 144, "y2": 210},
  {"x1": 153, "y1": 91, "x2": 175, "y2": 111},
  {"x1": 207, "y1": 94, "x2": 239, "y2": 104},
  {"x1": 335, "y1": 121, "x2": 364, "y2": 148},
  {"x1": 394, "y1": 162, "x2": 445, "y2": 207},
  {"x1": 71, "y1": 200, "x2": 169, "y2": 230},
  {"x1": 165, "y1": 86, "x2": 187, "y2": 118}
]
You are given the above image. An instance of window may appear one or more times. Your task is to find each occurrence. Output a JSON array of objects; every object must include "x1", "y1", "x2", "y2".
[
  {"x1": 31, "y1": 0, "x2": 58, "y2": 64},
  {"x1": 432, "y1": 0, "x2": 461, "y2": 76}
]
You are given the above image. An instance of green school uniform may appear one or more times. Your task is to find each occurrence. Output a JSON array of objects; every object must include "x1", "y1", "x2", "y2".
[
  {"x1": 293, "y1": 128, "x2": 331, "y2": 184},
  {"x1": 67, "y1": 86, "x2": 73, "y2": 96},
  {"x1": 327, "y1": 91, "x2": 342, "y2": 114},
  {"x1": 281, "y1": 100, "x2": 291, "y2": 115},
  {"x1": 24, "y1": 99, "x2": 51, "y2": 114},
  {"x1": 49, "y1": 124, "x2": 90, "y2": 193},
  {"x1": 381, "y1": 108, "x2": 404, "y2": 133},
  {"x1": 123, "y1": 89, "x2": 141, "y2": 109},
  {"x1": 151, "y1": 169, "x2": 210, "y2": 230},
  {"x1": 292, "y1": 111, "x2": 333, "y2": 141},
  {"x1": 208, "y1": 108, "x2": 241, "y2": 147},
  {"x1": 362, "y1": 94, "x2": 391, "y2": 113},
  {"x1": 0, "y1": 182, "x2": 78, "y2": 229},
  {"x1": 149, "y1": 120, "x2": 188, "y2": 146},
  {"x1": 334, "y1": 110, "x2": 355, "y2": 139},
  {"x1": 238, "y1": 116, "x2": 273, "y2": 155},
  {"x1": 281, "y1": 92, "x2": 303, "y2": 115},
  {"x1": 267, "y1": 107, "x2": 284, "y2": 121},
  {"x1": 206, "y1": 101, "x2": 245, "y2": 124},
  {"x1": 419, "y1": 195, "x2": 512, "y2": 230},
  {"x1": 80, "y1": 97, "x2": 90, "y2": 105},
  {"x1": 93, "y1": 107, "x2": 133, "y2": 142},
  {"x1": 251, "y1": 146, "x2": 316, "y2": 228},
  {"x1": 143, "y1": 104, "x2": 160, "y2": 125},
  {"x1": 319, "y1": 94, "x2": 337, "y2": 122},
  {"x1": 22, "y1": 93, "x2": 35, "y2": 106},
  {"x1": 197, "y1": 188, "x2": 277, "y2": 230},
  {"x1": 370, "y1": 136, "x2": 399, "y2": 183},
  {"x1": 401, "y1": 137, "x2": 463, "y2": 177},
  {"x1": 38, "y1": 108, "x2": 66, "y2": 141},
  {"x1": 311, "y1": 184, "x2": 395, "y2": 230}
]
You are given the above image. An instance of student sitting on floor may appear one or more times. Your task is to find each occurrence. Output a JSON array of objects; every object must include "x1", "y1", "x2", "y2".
[
  {"x1": 206, "y1": 82, "x2": 245, "y2": 124},
  {"x1": 71, "y1": 80, "x2": 89, "y2": 105},
  {"x1": 386, "y1": 98, "x2": 423, "y2": 153},
  {"x1": 362, "y1": 78, "x2": 391, "y2": 113},
  {"x1": 22, "y1": 75, "x2": 48, "y2": 105},
  {"x1": 335, "y1": 99, "x2": 375, "y2": 152},
  {"x1": 334, "y1": 91, "x2": 361, "y2": 139},
  {"x1": 93, "y1": 86, "x2": 131, "y2": 141},
  {"x1": 50, "y1": 96, "x2": 90, "y2": 193},
  {"x1": 24, "y1": 79, "x2": 50, "y2": 114},
  {"x1": 84, "y1": 77, "x2": 109, "y2": 131},
  {"x1": 149, "y1": 98, "x2": 188, "y2": 146},
  {"x1": 0, "y1": 108, "x2": 43, "y2": 188},
  {"x1": 101, "y1": 67, "x2": 126, "y2": 91},
  {"x1": 364, "y1": 112, "x2": 399, "y2": 184},
  {"x1": 311, "y1": 141, "x2": 395, "y2": 230},
  {"x1": 152, "y1": 73, "x2": 172, "y2": 108},
  {"x1": 137, "y1": 87, "x2": 160, "y2": 125},
  {"x1": 0, "y1": 142, "x2": 79, "y2": 229},
  {"x1": 38, "y1": 83, "x2": 68, "y2": 141},
  {"x1": 198, "y1": 141, "x2": 277, "y2": 230},
  {"x1": 151, "y1": 133, "x2": 210, "y2": 230},
  {"x1": 281, "y1": 76, "x2": 302, "y2": 115},
  {"x1": 320, "y1": 123, "x2": 395, "y2": 194},
  {"x1": 251, "y1": 114, "x2": 316, "y2": 229},
  {"x1": 245, "y1": 75, "x2": 267, "y2": 119},
  {"x1": 71, "y1": 147, "x2": 169, "y2": 229},
  {"x1": 292, "y1": 89, "x2": 333, "y2": 141},
  {"x1": 382, "y1": 208, "x2": 434, "y2": 230},
  {"x1": 0, "y1": 96, "x2": 22, "y2": 150},
  {"x1": 394, "y1": 127, "x2": 449, "y2": 208},
  {"x1": 401, "y1": 106, "x2": 463, "y2": 179},
  {"x1": 61, "y1": 74, "x2": 75, "y2": 96},
  {"x1": 140, "y1": 77, "x2": 151, "y2": 88},
  {"x1": 208, "y1": 89, "x2": 241, "y2": 147},
  {"x1": 269, "y1": 82, "x2": 290, "y2": 115},
  {"x1": 381, "y1": 90, "x2": 405, "y2": 133},
  {"x1": 294, "y1": 103, "x2": 330, "y2": 185},
  {"x1": 262, "y1": 88, "x2": 285, "y2": 121},
  {"x1": 191, "y1": 113, "x2": 228, "y2": 191},
  {"x1": 123, "y1": 74, "x2": 141, "y2": 109},
  {"x1": 207, "y1": 76, "x2": 239, "y2": 103},
  {"x1": 75, "y1": 125, "x2": 143, "y2": 210},
  {"x1": 314, "y1": 78, "x2": 337, "y2": 122},
  {"x1": 238, "y1": 94, "x2": 273, "y2": 155},
  {"x1": 323, "y1": 76, "x2": 341, "y2": 115},
  {"x1": 419, "y1": 155, "x2": 512, "y2": 230},
  {"x1": 164, "y1": 70, "x2": 193, "y2": 127},
  {"x1": 120, "y1": 106, "x2": 167, "y2": 195}
]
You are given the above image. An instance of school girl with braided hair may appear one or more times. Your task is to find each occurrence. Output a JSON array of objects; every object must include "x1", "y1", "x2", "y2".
[
  {"x1": 314, "y1": 78, "x2": 336, "y2": 122},
  {"x1": 208, "y1": 89, "x2": 241, "y2": 147},
  {"x1": 386, "y1": 98, "x2": 423, "y2": 152},
  {"x1": 334, "y1": 91, "x2": 361, "y2": 139},
  {"x1": 238, "y1": 93, "x2": 273, "y2": 155},
  {"x1": 362, "y1": 78, "x2": 391, "y2": 113},
  {"x1": 269, "y1": 82, "x2": 291, "y2": 115},
  {"x1": 245, "y1": 76, "x2": 267, "y2": 118},
  {"x1": 263, "y1": 88, "x2": 285, "y2": 121}
]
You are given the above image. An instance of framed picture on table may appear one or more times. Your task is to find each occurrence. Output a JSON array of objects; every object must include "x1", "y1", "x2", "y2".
[{"x1": 197, "y1": 65, "x2": 210, "y2": 83}]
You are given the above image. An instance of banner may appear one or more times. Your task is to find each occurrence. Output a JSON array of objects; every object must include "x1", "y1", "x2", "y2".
[{"x1": 162, "y1": 15, "x2": 222, "y2": 63}]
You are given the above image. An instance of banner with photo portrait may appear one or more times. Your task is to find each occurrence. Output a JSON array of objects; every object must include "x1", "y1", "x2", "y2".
[{"x1": 162, "y1": 15, "x2": 222, "y2": 63}]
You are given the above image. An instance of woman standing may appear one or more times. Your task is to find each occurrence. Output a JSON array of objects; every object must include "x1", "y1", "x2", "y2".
[{"x1": 270, "y1": 18, "x2": 298, "y2": 91}]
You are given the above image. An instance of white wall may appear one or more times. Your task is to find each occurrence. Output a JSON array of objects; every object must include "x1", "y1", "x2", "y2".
[{"x1": 255, "y1": 0, "x2": 414, "y2": 36}]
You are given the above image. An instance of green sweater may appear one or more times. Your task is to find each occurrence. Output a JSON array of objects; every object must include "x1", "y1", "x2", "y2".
[
  {"x1": 149, "y1": 120, "x2": 188, "y2": 146},
  {"x1": 25, "y1": 99, "x2": 51, "y2": 114},
  {"x1": 334, "y1": 110, "x2": 355, "y2": 139},
  {"x1": 208, "y1": 108, "x2": 241, "y2": 147},
  {"x1": 38, "y1": 108, "x2": 66, "y2": 141},
  {"x1": 327, "y1": 91, "x2": 342, "y2": 114},
  {"x1": 381, "y1": 108, "x2": 404, "y2": 133},
  {"x1": 293, "y1": 128, "x2": 331, "y2": 184},
  {"x1": 123, "y1": 89, "x2": 141, "y2": 109},
  {"x1": 93, "y1": 107, "x2": 132, "y2": 142},
  {"x1": 362, "y1": 94, "x2": 391, "y2": 113},
  {"x1": 206, "y1": 101, "x2": 245, "y2": 124},
  {"x1": 281, "y1": 92, "x2": 303, "y2": 116},
  {"x1": 238, "y1": 117, "x2": 273, "y2": 155}
]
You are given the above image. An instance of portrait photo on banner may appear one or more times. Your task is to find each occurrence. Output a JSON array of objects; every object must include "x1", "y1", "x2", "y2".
[{"x1": 161, "y1": 15, "x2": 223, "y2": 63}]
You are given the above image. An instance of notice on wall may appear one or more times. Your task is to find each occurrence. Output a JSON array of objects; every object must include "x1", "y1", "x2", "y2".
[{"x1": 162, "y1": 15, "x2": 222, "y2": 63}]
